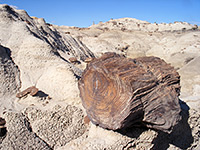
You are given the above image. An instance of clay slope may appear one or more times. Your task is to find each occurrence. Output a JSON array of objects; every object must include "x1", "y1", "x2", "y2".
[{"x1": 0, "y1": 4, "x2": 94, "y2": 110}]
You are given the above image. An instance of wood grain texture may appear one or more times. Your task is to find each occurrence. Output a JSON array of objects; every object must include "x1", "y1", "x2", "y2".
[{"x1": 78, "y1": 52, "x2": 181, "y2": 133}]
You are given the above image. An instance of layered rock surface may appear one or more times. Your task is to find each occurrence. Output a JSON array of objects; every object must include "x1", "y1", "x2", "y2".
[
  {"x1": 0, "y1": 4, "x2": 94, "y2": 108},
  {"x1": 0, "y1": 44, "x2": 21, "y2": 111},
  {"x1": 0, "y1": 4, "x2": 200, "y2": 150}
]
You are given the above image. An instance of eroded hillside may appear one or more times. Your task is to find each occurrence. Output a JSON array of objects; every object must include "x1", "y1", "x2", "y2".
[{"x1": 0, "y1": 4, "x2": 200, "y2": 150}]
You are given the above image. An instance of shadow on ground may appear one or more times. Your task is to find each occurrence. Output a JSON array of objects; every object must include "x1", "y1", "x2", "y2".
[
  {"x1": 116, "y1": 100, "x2": 193, "y2": 150},
  {"x1": 151, "y1": 100, "x2": 193, "y2": 150},
  {"x1": 34, "y1": 90, "x2": 49, "y2": 98}
]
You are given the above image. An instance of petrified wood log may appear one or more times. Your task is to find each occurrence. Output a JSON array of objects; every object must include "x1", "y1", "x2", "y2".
[{"x1": 78, "y1": 52, "x2": 181, "y2": 133}]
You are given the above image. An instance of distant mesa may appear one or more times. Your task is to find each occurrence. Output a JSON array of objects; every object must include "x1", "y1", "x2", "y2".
[{"x1": 90, "y1": 17, "x2": 199, "y2": 32}]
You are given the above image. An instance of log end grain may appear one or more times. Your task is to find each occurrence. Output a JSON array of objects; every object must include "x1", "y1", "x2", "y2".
[{"x1": 78, "y1": 53, "x2": 181, "y2": 133}]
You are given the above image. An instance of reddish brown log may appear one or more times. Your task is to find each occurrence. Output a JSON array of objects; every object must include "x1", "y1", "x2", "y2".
[{"x1": 78, "y1": 52, "x2": 181, "y2": 133}]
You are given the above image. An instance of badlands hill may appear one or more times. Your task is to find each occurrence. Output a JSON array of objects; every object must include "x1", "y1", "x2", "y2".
[{"x1": 0, "y1": 4, "x2": 200, "y2": 150}]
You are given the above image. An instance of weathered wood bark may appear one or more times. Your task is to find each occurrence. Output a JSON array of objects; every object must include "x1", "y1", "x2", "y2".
[{"x1": 78, "y1": 52, "x2": 181, "y2": 133}]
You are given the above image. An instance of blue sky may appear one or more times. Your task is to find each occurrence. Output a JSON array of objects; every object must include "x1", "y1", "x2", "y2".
[{"x1": 1, "y1": 0, "x2": 200, "y2": 27}]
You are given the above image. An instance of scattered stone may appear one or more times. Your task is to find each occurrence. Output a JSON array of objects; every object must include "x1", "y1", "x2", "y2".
[
  {"x1": 47, "y1": 96, "x2": 52, "y2": 100},
  {"x1": 84, "y1": 116, "x2": 90, "y2": 125},
  {"x1": 64, "y1": 32, "x2": 70, "y2": 34},
  {"x1": 31, "y1": 16, "x2": 38, "y2": 19},
  {"x1": 69, "y1": 57, "x2": 80, "y2": 64},
  {"x1": 16, "y1": 86, "x2": 39, "y2": 98},
  {"x1": 84, "y1": 57, "x2": 94, "y2": 63}
]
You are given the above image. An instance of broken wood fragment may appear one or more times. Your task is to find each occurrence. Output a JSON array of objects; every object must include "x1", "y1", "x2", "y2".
[
  {"x1": 84, "y1": 116, "x2": 90, "y2": 125},
  {"x1": 84, "y1": 57, "x2": 94, "y2": 63},
  {"x1": 16, "y1": 86, "x2": 39, "y2": 98},
  {"x1": 69, "y1": 57, "x2": 80, "y2": 64}
]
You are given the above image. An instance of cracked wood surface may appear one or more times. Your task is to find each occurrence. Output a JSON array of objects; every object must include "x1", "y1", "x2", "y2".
[{"x1": 78, "y1": 52, "x2": 181, "y2": 133}]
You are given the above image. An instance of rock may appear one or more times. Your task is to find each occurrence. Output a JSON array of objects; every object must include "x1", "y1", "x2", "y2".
[
  {"x1": 23, "y1": 105, "x2": 86, "y2": 149},
  {"x1": 84, "y1": 57, "x2": 94, "y2": 63},
  {"x1": 0, "y1": 45, "x2": 20, "y2": 96},
  {"x1": 146, "y1": 32, "x2": 200, "y2": 69},
  {"x1": 0, "y1": 112, "x2": 51, "y2": 149},
  {"x1": 178, "y1": 56, "x2": 200, "y2": 112},
  {"x1": 36, "y1": 64, "x2": 81, "y2": 102},
  {"x1": 56, "y1": 124, "x2": 157, "y2": 150},
  {"x1": 0, "y1": 45, "x2": 21, "y2": 111},
  {"x1": 79, "y1": 52, "x2": 181, "y2": 133},
  {"x1": 0, "y1": 4, "x2": 94, "y2": 105},
  {"x1": 69, "y1": 57, "x2": 79, "y2": 64}
]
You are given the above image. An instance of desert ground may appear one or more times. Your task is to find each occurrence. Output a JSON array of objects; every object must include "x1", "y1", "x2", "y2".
[{"x1": 0, "y1": 4, "x2": 200, "y2": 150}]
